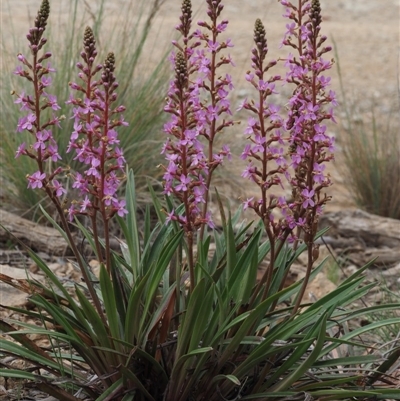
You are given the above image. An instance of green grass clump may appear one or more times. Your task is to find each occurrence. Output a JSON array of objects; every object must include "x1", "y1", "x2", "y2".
[
  {"x1": 339, "y1": 103, "x2": 400, "y2": 220},
  {"x1": 0, "y1": 0, "x2": 169, "y2": 218},
  {"x1": 334, "y1": 42, "x2": 400, "y2": 220}
]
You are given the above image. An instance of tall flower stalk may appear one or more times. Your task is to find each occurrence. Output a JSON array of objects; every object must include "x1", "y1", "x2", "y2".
[
  {"x1": 282, "y1": 0, "x2": 336, "y2": 313},
  {"x1": 241, "y1": 0, "x2": 336, "y2": 311},
  {"x1": 12, "y1": 0, "x2": 127, "y2": 320},
  {"x1": 163, "y1": 0, "x2": 235, "y2": 290},
  {"x1": 13, "y1": 0, "x2": 105, "y2": 321},
  {"x1": 66, "y1": 27, "x2": 128, "y2": 273},
  {"x1": 239, "y1": 18, "x2": 289, "y2": 304}
]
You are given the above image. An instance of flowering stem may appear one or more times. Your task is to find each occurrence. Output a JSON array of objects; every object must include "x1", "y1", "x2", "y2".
[
  {"x1": 91, "y1": 213, "x2": 104, "y2": 264},
  {"x1": 101, "y1": 85, "x2": 111, "y2": 274},
  {"x1": 84, "y1": 49, "x2": 104, "y2": 267},
  {"x1": 56, "y1": 197, "x2": 107, "y2": 326},
  {"x1": 27, "y1": 10, "x2": 106, "y2": 322},
  {"x1": 199, "y1": 19, "x2": 218, "y2": 243},
  {"x1": 292, "y1": 239, "x2": 313, "y2": 315},
  {"x1": 179, "y1": 80, "x2": 196, "y2": 291}
]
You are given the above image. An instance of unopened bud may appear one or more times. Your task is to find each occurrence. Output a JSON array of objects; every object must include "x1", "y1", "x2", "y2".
[
  {"x1": 174, "y1": 52, "x2": 188, "y2": 89},
  {"x1": 310, "y1": 0, "x2": 322, "y2": 27}
]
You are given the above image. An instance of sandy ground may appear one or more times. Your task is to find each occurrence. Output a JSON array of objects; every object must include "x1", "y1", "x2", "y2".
[{"x1": 1, "y1": 0, "x2": 399, "y2": 212}]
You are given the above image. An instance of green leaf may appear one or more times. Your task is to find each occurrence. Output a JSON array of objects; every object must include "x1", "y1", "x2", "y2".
[
  {"x1": 0, "y1": 339, "x2": 74, "y2": 377},
  {"x1": 138, "y1": 230, "x2": 183, "y2": 341},
  {"x1": 0, "y1": 369, "x2": 38, "y2": 380},
  {"x1": 148, "y1": 179, "x2": 167, "y2": 224},
  {"x1": 99, "y1": 264, "x2": 123, "y2": 349},
  {"x1": 366, "y1": 347, "x2": 400, "y2": 386},
  {"x1": 225, "y1": 228, "x2": 261, "y2": 303},
  {"x1": 143, "y1": 284, "x2": 176, "y2": 341},
  {"x1": 373, "y1": 389, "x2": 400, "y2": 400},
  {"x1": 73, "y1": 218, "x2": 100, "y2": 261},
  {"x1": 271, "y1": 310, "x2": 329, "y2": 392},
  {"x1": 169, "y1": 345, "x2": 214, "y2": 398},
  {"x1": 225, "y1": 214, "x2": 237, "y2": 279},
  {"x1": 212, "y1": 374, "x2": 241, "y2": 386},
  {"x1": 124, "y1": 272, "x2": 150, "y2": 344},
  {"x1": 322, "y1": 318, "x2": 400, "y2": 357},
  {"x1": 313, "y1": 355, "x2": 378, "y2": 368},
  {"x1": 122, "y1": 169, "x2": 141, "y2": 280},
  {"x1": 75, "y1": 286, "x2": 112, "y2": 349},
  {"x1": 175, "y1": 279, "x2": 210, "y2": 359},
  {"x1": 297, "y1": 376, "x2": 364, "y2": 391},
  {"x1": 172, "y1": 347, "x2": 213, "y2": 377},
  {"x1": 188, "y1": 282, "x2": 214, "y2": 352},
  {"x1": 95, "y1": 378, "x2": 124, "y2": 401}
]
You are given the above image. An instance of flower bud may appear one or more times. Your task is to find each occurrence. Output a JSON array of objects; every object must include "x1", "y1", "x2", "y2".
[
  {"x1": 174, "y1": 52, "x2": 188, "y2": 89},
  {"x1": 179, "y1": 0, "x2": 192, "y2": 37},
  {"x1": 83, "y1": 26, "x2": 97, "y2": 64},
  {"x1": 30, "y1": 0, "x2": 50, "y2": 46},
  {"x1": 310, "y1": 0, "x2": 322, "y2": 27}
]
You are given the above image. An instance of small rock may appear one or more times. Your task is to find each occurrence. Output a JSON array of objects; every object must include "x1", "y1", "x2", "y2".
[{"x1": 0, "y1": 264, "x2": 44, "y2": 307}]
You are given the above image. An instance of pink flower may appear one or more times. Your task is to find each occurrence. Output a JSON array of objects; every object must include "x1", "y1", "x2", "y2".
[
  {"x1": 301, "y1": 188, "x2": 315, "y2": 208},
  {"x1": 21, "y1": 113, "x2": 36, "y2": 130},
  {"x1": 244, "y1": 117, "x2": 257, "y2": 135},
  {"x1": 13, "y1": 65, "x2": 25, "y2": 76},
  {"x1": 313, "y1": 162, "x2": 326, "y2": 184},
  {"x1": 175, "y1": 174, "x2": 191, "y2": 192},
  {"x1": 165, "y1": 210, "x2": 176, "y2": 224},
  {"x1": 67, "y1": 205, "x2": 78, "y2": 222},
  {"x1": 53, "y1": 180, "x2": 66, "y2": 197},
  {"x1": 207, "y1": 40, "x2": 220, "y2": 52},
  {"x1": 80, "y1": 196, "x2": 92, "y2": 213},
  {"x1": 27, "y1": 171, "x2": 46, "y2": 189},
  {"x1": 15, "y1": 142, "x2": 26, "y2": 158},
  {"x1": 243, "y1": 197, "x2": 254, "y2": 210},
  {"x1": 14, "y1": 92, "x2": 31, "y2": 111},
  {"x1": 46, "y1": 93, "x2": 60, "y2": 111},
  {"x1": 47, "y1": 141, "x2": 62, "y2": 162},
  {"x1": 113, "y1": 199, "x2": 128, "y2": 217},
  {"x1": 33, "y1": 129, "x2": 50, "y2": 151},
  {"x1": 41, "y1": 76, "x2": 52, "y2": 87},
  {"x1": 313, "y1": 124, "x2": 327, "y2": 142}
]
